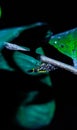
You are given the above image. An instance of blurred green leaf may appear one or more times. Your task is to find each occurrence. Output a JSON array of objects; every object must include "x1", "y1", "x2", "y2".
[
  {"x1": 16, "y1": 99, "x2": 56, "y2": 129},
  {"x1": 0, "y1": 22, "x2": 45, "y2": 42}
]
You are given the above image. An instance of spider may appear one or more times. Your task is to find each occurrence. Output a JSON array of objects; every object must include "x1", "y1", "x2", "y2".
[{"x1": 32, "y1": 62, "x2": 57, "y2": 73}]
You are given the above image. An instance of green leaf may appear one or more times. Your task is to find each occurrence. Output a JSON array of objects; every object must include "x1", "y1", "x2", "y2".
[
  {"x1": 13, "y1": 51, "x2": 43, "y2": 76},
  {"x1": 0, "y1": 22, "x2": 45, "y2": 42},
  {"x1": 13, "y1": 46, "x2": 52, "y2": 87},
  {"x1": 16, "y1": 99, "x2": 56, "y2": 129}
]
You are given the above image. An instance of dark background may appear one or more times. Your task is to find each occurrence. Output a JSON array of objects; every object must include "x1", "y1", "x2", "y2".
[
  {"x1": 0, "y1": 1, "x2": 77, "y2": 130},
  {"x1": 0, "y1": 1, "x2": 77, "y2": 32}
]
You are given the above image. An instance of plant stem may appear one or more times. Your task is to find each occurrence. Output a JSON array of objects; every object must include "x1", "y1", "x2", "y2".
[{"x1": 40, "y1": 55, "x2": 77, "y2": 75}]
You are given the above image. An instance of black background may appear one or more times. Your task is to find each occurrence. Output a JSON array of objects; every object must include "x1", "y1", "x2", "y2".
[
  {"x1": 0, "y1": 1, "x2": 77, "y2": 32},
  {"x1": 0, "y1": 1, "x2": 77, "y2": 130}
]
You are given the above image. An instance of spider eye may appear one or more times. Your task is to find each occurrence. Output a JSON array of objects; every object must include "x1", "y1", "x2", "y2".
[{"x1": 60, "y1": 44, "x2": 64, "y2": 48}]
